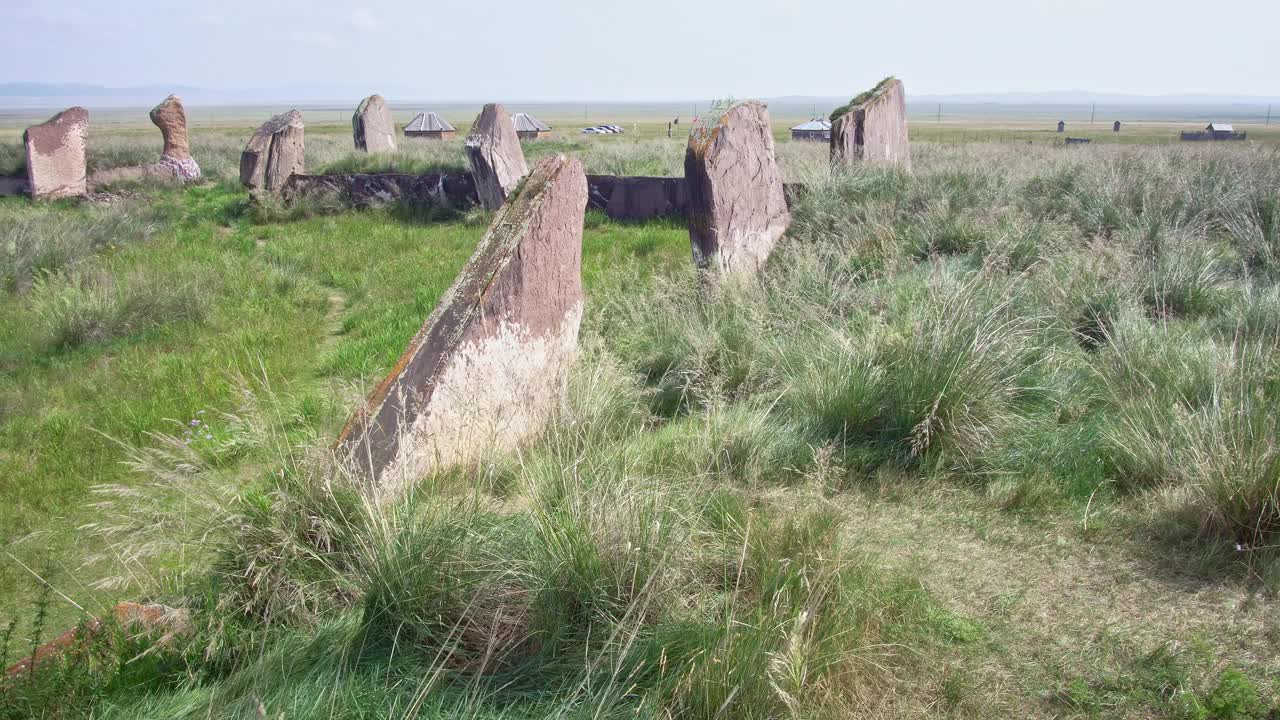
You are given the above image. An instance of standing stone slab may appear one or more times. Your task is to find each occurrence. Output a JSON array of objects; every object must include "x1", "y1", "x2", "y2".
[
  {"x1": 830, "y1": 78, "x2": 911, "y2": 170},
  {"x1": 684, "y1": 101, "x2": 790, "y2": 277},
  {"x1": 150, "y1": 95, "x2": 201, "y2": 181},
  {"x1": 465, "y1": 103, "x2": 529, "y2": 210},
  {"x1": 24, "y1": 107, "x2": 89, "y2": 200},
  {"x1": 353, "y1": 94, "x2": 397, "y2": 153},
  {"x1": 240, "y1": 110, "x2": 304, "y2": 192},
  {"x1": 338, "y1": 154, "x2": 587, "y2": 494}
]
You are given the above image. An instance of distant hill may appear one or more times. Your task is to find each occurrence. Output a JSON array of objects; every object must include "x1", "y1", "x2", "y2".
[{"x1": 0, "y1": 82, "x2": 204, "y2": 98}]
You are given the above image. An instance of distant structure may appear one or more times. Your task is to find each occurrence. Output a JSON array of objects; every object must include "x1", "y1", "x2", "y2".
[
  {"x1": 1057, "y1": 120, "x2": 1065, "y2": 133},
  {"x1": 1114, "y1": 120, "x2": 1121, "y2": 133},
  {"x1": 790, "y1": 118, "x2": 831, "y2": 142},
  {"x1": 1065, "y1": 137, "x2": 1092, "y2": 146},
  {"x1": 512, "y1": 113, "x2": 552, "y2": 140},
  {"x1": 404, "y1": 112, "x2": 456, "y2": 140},
  {"x1": 1180, "y1": 122, "x2": 1248, "y2": 142}
]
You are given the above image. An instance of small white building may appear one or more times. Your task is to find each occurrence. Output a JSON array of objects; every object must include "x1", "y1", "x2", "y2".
[
  {"x1": 790, "y1": 118, "x2": 832, "y2": 141},
  {"x1": 511, "y1": 113, "x2": 551, "y2": 140},
  {"x1": 403, "y1": 112, "x2": 456, "y2": 140}
]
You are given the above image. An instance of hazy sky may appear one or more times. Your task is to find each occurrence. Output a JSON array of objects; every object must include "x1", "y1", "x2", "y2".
[{"x1": 4, "y1": 0, "x2": 1277, "y2": 100}]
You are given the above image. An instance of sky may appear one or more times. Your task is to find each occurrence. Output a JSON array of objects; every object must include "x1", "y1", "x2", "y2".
[{"x1": 4, "y1": 0, "x2": 1278, "y2": 101}]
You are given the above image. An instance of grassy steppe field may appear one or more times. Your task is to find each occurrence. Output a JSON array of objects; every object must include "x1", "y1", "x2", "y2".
[{"x1": 1, "y1": 117, "x2": 1279, "y2": 718}]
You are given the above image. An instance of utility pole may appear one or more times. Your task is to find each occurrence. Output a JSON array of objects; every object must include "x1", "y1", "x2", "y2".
[
  {"x1": 1267, "y1": 105, "x2": 1273, "y2": 126},
  {"x1": 1090, "y1": 103, "x2": 1096, "y2": 124},
  {"x1": 937, "y1": 103, "x2": 942, "y2": 124}
]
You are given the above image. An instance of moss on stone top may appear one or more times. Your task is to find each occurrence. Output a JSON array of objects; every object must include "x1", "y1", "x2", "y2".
[{"x1": 829, "y1": 77, "x2": 897, "y2": 122}]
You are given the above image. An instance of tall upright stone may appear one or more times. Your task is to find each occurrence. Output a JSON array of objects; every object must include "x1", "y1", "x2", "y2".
[
  {"x1": 684, "y1": 101, "x2": 791, "y2": 277},
  {"x1": 24, "y1": 107, "x2": 89, "y2": 200},
  {"x1": 353, "y1": 94, "x2": 397, "y2": 153},
  {"x1": 830, "y1": 77, "x2": 911, "y2": 170},
  {"x1": 465, "y1": 103, "x2": 528, "y2": 210},
  {"x1": 240, "y1": 110, "x2": 304, "y2": 193},
  {"x1": 338, "y1": 154, "x2": 587, "y2": 496},
  {"x1": 149, "y1": 95, "x2": 201, "y2": 181}
]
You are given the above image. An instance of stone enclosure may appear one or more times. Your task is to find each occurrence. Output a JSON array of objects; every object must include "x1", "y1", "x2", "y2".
[{"x1": 5, "y1": 81, "x2": 911, "y2": 495}]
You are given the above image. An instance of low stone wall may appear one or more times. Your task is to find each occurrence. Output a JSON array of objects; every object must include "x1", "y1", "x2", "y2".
[
  {"x1": 282, "y1": 172, "x2": 807, "y2": 220},
  {"x1": 586, "y1": 174, "x2": 687, "y2": 220},
  {"x1": 0, "y1": 174, "x2": 28, "y2": 197},
  {"x1": 281, "y1": 172, "x2": 479, "y2": 209}
]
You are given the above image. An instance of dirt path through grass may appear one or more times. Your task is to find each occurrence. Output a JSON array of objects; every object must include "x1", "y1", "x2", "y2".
[{"x1": 841, "y1": 490, "x2": 1279, "y2": 716}]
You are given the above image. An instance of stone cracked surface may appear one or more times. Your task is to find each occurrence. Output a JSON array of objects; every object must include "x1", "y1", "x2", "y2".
[
  {"x1": 353, "y1": 94, "x2": 397, "y2": 154},
  {"x1": 465, "y1": 103, "x2": 529, "y2": 209},
  {"x1": 830, "y1": 78, "x2": 911, "y2": 170},
  {"x1": 24, "y1": 106, "x2": 89, "y2": 200},
  {"x1": 684, "y1": 101, "x2": 791, "y2": 277}
]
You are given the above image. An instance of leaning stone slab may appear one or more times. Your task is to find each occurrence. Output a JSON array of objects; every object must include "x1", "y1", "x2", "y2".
[
  {"x1": 24, "y1": 107, "x2": 89, "y2": 200},
  {"x1": 338, "y1": 154, "x2": 587, "y2": 494},
  {"x1": 464, "y1": 103, "x2": 529, "y2": 210},
  {"x1": 240, "y1": 110, "x2": 304, "y2": 192},
  {"x1": 684, "y1": 101, "x2": 791, "y2": 277},
  {"x1": 353, "y1": 94, "x2": 397, "y2": 153},
  {"x1": 150, "y1": 95, "x2": 201, "y2": 181},
  {"x1": 830, "y1": 77, "x2": 911, "y2": 170}
]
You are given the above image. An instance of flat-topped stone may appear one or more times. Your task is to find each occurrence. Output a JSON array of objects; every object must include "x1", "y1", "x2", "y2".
[
  {"x1": 464, "y1": 103, "x2": 529, "y2": 209},
  {"x1": 353, "y1": 94, "x2": 397, "y2": 154},
  {"x1": 830, "y1": 77, "x2": 911, "y2": 170},
  {"x1": 684, "y1": 101, "x2": 791, "y2": 277},
  {"x1": 338, "y1": 154, "x2": 587, "y2": 495},
  {"x1": 241, "y1": 110, "x2": 304, "y2": 192},
  {"x1": 24, "y1": 107, "x2": 89, "y2": 200}
]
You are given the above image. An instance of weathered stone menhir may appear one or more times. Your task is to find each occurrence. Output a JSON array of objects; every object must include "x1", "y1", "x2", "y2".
[
  {"x1": 353, "y1": 94, "x2": 397, "y2": 153},
  {"x1": 150, "y1": 95, "x2": 201, "y2": 181},
  {"x1": 338, "y1": 154, "x2": 588, "y2": 494},
  {"x1": 24, "y1": 106, "x2": 89, "y2": 200},
  {"x1": 684, "y1": 101, "x2": 791, "y2": 277},
  {"x1": 830, "y1": 77, "x2": 910, "y2": 170},
  {"x1": 465, "y1": 103, "x2": 529, "y2": 209},
  {"x1": 241, "y1": 110, "x2": 304, "y2": 192}
]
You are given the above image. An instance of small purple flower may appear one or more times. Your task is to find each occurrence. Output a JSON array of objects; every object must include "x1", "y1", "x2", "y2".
[
  {"x1": 205, "y1": 434, "x2": 213, "y2": 440},
  {"x1": 190, "y1": 419, "x2": 200, "y2": 426}
]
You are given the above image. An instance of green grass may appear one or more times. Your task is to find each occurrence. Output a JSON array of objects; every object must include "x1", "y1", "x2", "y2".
[
  {"x1": 4, "y1": 133, "x2": 1280, "y2": 718},
  {"x1": 0, "y1": 183, "x2": 688, "y2": 638}
]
